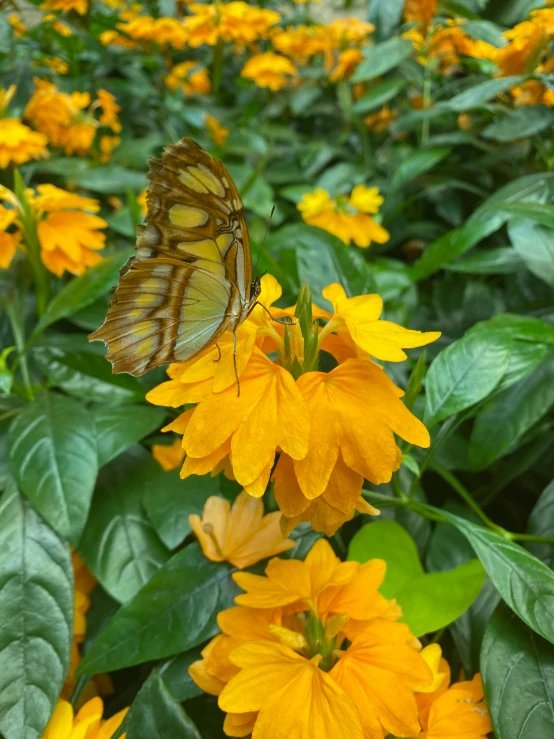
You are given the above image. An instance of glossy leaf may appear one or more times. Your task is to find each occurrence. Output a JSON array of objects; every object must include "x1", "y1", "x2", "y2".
[
  {"x1": 77, "y1": 543, "x2": 238, "y2": 674},
  {"x1": 448, "y1": 76, "x2": 526, "y2": 111},
  {"x1": 494, "y1": 201, "x2": 554, "y2": 229},
  {"x1": 367, "y1": 0, "x2": 404, "y2": 40},
  {"x1": 390, "y1": 147, "x2": 450, "y2": 191},
  {"x1": 158, "y1": 649, "x2": 204, "y2": 703},
  {"x1": 527, "y1": 479, "x2": 554, "y2": 568},
  {"x1": 78, "y1": 447, "x2": 170, "y2": 603},
  {"x1": 0, "y1": 482, "x2": 73, "y2": 739},
  {"x1": 438, "y1": 509, "x2": 554, "y2": 645},
  {"x1": 445, "y1": 247, "x2": 524, "y2": 274},
  {"x1": 8, "y1": 392, "x2": 98, "y2": 543},
  {"x1": 483, "y1": 107, "x2": 554, "y2": 142},
  {"x1": 118, "y1": 672, "x2": 201, "y2": 739},
  {"x1": 508, "y1": 219, "x2": 554, "y2": 288},
  {"x1": 469, "y1": 353, "x2": 554, "y2": 470},
  {"x1": 425, "y1": 329, "x2": 512, "y2": 426},
  {"x1": 93, "y1": 405, "x2": 165, "y2": 467},
  {"x1": 352, "y1": 78, "x2": 406, "y2": 114},
  {"x1": 481, "y1": 605, "x2": 554, "y2": 738},
  {"x1": 351, "y1": 37, "x2": 413, "y2": 82},
  {"x1": 35, "y1": 249, "x2": 133, "y2": 333}
]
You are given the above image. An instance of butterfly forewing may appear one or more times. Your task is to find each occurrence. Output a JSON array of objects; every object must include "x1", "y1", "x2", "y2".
[{"x1": 89, "y1": 138, "x2": 253, "y2": 375}]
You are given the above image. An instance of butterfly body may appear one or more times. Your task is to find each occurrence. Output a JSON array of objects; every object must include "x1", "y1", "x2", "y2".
[{"x1": 89, "y1": 138, "x2": 260, "y2": 376}]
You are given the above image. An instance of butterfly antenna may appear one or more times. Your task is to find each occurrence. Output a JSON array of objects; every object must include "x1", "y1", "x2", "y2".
[{"x1": 253, "y1": 204, "x2": 275, "y2": 278}]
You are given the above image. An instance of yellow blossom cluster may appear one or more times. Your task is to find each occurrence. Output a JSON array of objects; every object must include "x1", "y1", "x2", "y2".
[
  {"x1": 205, "y1": 113, "x2": 229, "y2": 145},
  {"x1": 494, "y1": 7, "x2": 554, "y2": 107},
  {"x1": 298, "y1": 184, "x2": 389, "y2": 248},
  {"x1": 404, "y1": 0, "x2": 438, "y2": 27},
  {"x1": 0, "y1": 183, "x2": 107, "y2": 276},
  {"x1": 164, "y1": 61, "x2": 211, "y2": 95},
  {"x1": 0, "y1": 86, "x2": 49, "y2": 170},
  {"x1": 241, "y1": 53, "x2": 298, "y2": 91},
  {"x1": 42, "y1": 697, "x2": 127, "y2": 739},
  {"x1": 24, "y1": 79, "x2": 121, "y2": 157},
  {"x1": 147, "y1": 275, "x2": 439, "y2": 535},
  {"x1": 41, "y1": 0, "x2": 88, "y2": 14},
  {"x1": 189, "y1": 538, "x2": 492, "y2": 739},
  {"x1": 405, "y1": 19, "x2": 496, "y2": 72}
]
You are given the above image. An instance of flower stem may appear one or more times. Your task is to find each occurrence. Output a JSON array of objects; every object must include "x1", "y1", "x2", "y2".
[
  {"x1": 421, "y1": 67, "x2": 432, "y2": 145},
  {"x1": 212, "y1": 39, "x2": 225, "y2": 96},
  {"x1": 4, "y1": 298, "x2": 34, "y2": 400}
]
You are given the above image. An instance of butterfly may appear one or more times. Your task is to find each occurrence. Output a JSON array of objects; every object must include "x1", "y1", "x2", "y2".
[{"x1": 89, "y1": 138, "x2": 262, "y2": 386}]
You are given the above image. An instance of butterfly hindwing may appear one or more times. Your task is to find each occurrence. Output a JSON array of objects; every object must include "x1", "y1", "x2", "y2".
[{"x1": 89, "y1": 138, "x2": 252, "y2": 375}]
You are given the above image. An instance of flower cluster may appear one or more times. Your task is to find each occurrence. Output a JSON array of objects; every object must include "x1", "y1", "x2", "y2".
[
  {"x1": 24, "y1": 79, "x2": 121, "y2": 157},
  {"x1": 189, "y1": 539, "x2": 491, "y2": 739},
  {"x1": 406, "y1": 19, "x2": 496, "y2": 72},
  {"x1": 147, "y1": 276, "x2": 439, "y2": 535},
  {"x1": 42, "y1": 697, "x2": 127, "y2": 739},
  {"x1": 0, "y1": 183, "x2": 107, "y2": 276},
  {"x1": 164, "y1": 61, "x2": 211, "y2": 96},
  {"x1": 241, "y1": 53, "x2": 298, "y2": 91},
  {"x1": 298, "y1": 185, "x2": 389, "y2": 249},
  {"x1": 0, "y1": 86, "x2": 48, "y2": 169}
]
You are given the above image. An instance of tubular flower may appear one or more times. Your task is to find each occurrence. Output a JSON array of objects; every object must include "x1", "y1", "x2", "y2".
[
  {"x1": 0, "y1": 118, "x2": 48, "y2": 169},
  {"x1": 330, "y1": 49, "x2": 364, "y2": 82},
  {"x1": 415, "y1": 645, "x2": 492, "y2": 738},
  {"x1": 42, "y1": 698, "x2": 128, "y2": 739},
  {"x1": 404, "y1": 0, "x2": 438, "y2": 27},
  {"x1": 165, "y1": 61, "x2": 211, "y2": 95},
  {"x1": 147, "y1": 275, "x2": 438, "y2": 534},
  {"x1": 189, "y1": 490, "x2": 295, "y2": 569},
  {"x1": 189, "y1": 539, "x2": 432, "y2": 739},
  {"x1": 205, "y1": 113, "x2": 229, "y2": 146},
  {"x1": 241, "y1": 53, "x2": 298, "y2": 91},
  {"x1": 298, "y1": 185, "x2": 390, "y2": 248}
]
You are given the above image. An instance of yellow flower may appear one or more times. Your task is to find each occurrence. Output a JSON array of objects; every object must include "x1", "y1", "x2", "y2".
[
  {"x1": 0, "y1": 206, "x2": 21, "y2": 270},
  {"x1": 41, "y1": 0, "x2": 88, "y2": 14},
  {"x1": 42, "y1": 698, "x2": 128, "y2": 739},
  {"x1": 404, "y1": 0, "x2": 438, "y2": 27},
  {"x1": 0, "y1": 85, "x2": 16, "y2": 115},
  {"x1": 99, "y1": 135, "x2": 120, "y2": 163},
  {"x1": 330, "y1": 49, "x2": 364, "y2": 82},
  {"x1": 190, "y1": 539, "x2": 432, "y2": 739},
  {"x1": 137, "y1": 188, "x2": 148, "y2": 217},
  {"x1": 189, "y1": 490, "x2": 295, "y2": 569},
  {"x1": 165, "y1": 61, "x2": 211, "y2": 95},
  {"x1": 43, "y1": 14, "x2": 73, "y2": 36},
  {"x1": 205, "y1": 113, "x2": 229, "y2": 146},
  {"x1": 152, "y1": 437, "x2": 185, "y2": 470},
  {"x1": 298, "y1": 185, "x2": 390, "y2": 248},
  {"x1": 271, "y1": 26, "x2": 328, "y2": 63},
  {"x1": 427, "y1": 21, "x2": 497, "y2": 71},
  {"x1": 416, "y1": 646, "x2": 492, "y2": 739},
  {"x1": 364, "y1": 105, "x2": 398, "y2": 133},
  {"x1": 40, "y1": 57, "x2": 70, "y2": 74},
  {"x1": 62, "y1": 553, "x2": 96, "y2": 699},
  {"x1": 8, "y1": 13, "x2": 27, "y2": 37},
  {"x1": 241, "y1": 53, "x2": 297, "y2": 91},
  {"x1": 326, "y1": 18, "x2": 375, "y2": 47},
  {"x1": 0, "y1": 118, "x2": 49, "y2": 169},
  {"x1": 184, "y1": 2, "x2": 281, "y2": 50},
  {"x1": 96, "y1": 89, "x2": 121, "y2": 133},
  {"x1": 147, "y1": 275, "x2": 437, "y2": 534}
]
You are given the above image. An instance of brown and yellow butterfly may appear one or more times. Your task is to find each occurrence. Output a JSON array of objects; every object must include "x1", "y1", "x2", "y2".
[{"x1": 89, "y1": 138, "x2": 262, "y2": 378}]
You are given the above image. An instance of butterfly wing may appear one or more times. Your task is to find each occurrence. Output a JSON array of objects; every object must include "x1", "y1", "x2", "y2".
[{"x1": 89, "y1": 138, "x2": 252, "y2": 375}]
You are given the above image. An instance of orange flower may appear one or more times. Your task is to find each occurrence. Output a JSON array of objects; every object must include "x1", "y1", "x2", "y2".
[
  {"x1": 99, "y1": 135, "x2": 120, "y2": 163},
  {"x1": 241, "y1": 53, "x2": 297, "y2": 91},
  {"x1": 184, "y1": 2, "x2": 280, "y2": 50},
  {"x1": 329, "y1": 49, "x2": 364, "y2": 81},
  {"x1": 297, "y1": 186, "x2": 390, "y2": 248},
  {"x1": 205, "y1": 113, "x2": 229, "y2": 146},
  {"x1": 404, "y1": 0, "x2": 438, "y2": 27},
  {"x1": 189, "y1": 490, "x2": 294, "y2": 568},
  {"x1": 152, "y1": 437, "x2": 185, "y2": 471},
  {"x1": 364, "y1": 105, "x2": 398, "y2": 133},
  {"x1": 0, "y1": 206, "x2": 21, "y2": 269},
  {"x1": 165, "y1": 61, "x2": 211, "y2": 95},
  {"x1": 41, "y1": 0, "x2": 88, "y2": 14},
  {"x1": 0, "y1": 119, "x2": 48, "y2": 169},
  {"x1": 96, "y1": 89, "x2": 121, "y2": 133},
  {"x1": 42, "y1": 698, "x2": 128, "y2": 739},
  {"x1": 190, "y1": 539, "x2": 432, "y2": 739}
]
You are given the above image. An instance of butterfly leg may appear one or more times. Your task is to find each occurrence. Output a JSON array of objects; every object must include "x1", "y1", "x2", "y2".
[
  {"x1": 213, "y1": 343, "x2": 222, "y2": 362},
  {"x1": 233, "y1": 331, "x2": 241, "y2": 397},
  {"x1": 255, "y1": 301, "x2": 296, "y2": 325}
]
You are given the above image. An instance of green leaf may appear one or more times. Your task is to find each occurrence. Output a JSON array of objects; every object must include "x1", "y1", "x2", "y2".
[
  {"x1": 445, "y1": 247, "x2": 524, "y2": 274},
  {"x1": 351, "y1": 37, "x2": 413, "y2": 82},
  {"x1": 397, "y1": 560, "x2": 486, "y2": 637},
  {"x1": 0, "y1": 482, "x2": 73, "y2": 739},
  {"x1": 508, "y1": 219, "x2": 554, "y2": 288},
  {"x1": 390, "y1": 148, "x2": 450, "y2": 191},
  {"x1": 477, "y1": 314, "x2": 554, "y2": 344},
  {"x1": 34, "y1": 349, "x2": 146, "y2": 405},
  {"x1": 438, "y1": 509, "x2": 554, "y2": 645},
  {"x1": 8, "y1": 392, "x2": 98, "y2": 544},
  {"x1": 469, "y1": 353, "x2": 554, "y2": 470},
  {"x1": 367, "y1": 0, "x2": 404, "y2": 40},
  {"x1": 483, "y1": 106, "x2": 554, "y2": 142},
  {"x1": 118, "y1": 672, "x2": 201, "y2": 739},
  {"x1": 347, "y1": 520, "x2": 423, "y2": 599},
  {"x1": 144, "y1": 471, "x2": 222, "y2": 550},
  {"x1": 94, "y1": 405, "x2": 165, "y2": 467},
  {"x1": 527, "y1": 479, "x2": 554, "y2": 568},
  {"x1": 35, "y1": 249, "x2": 133, "y2": 334},
  {"x1": 448, "y1": 76, "x2": 526, "y2": 111},
  {"x1": 425, "y1": 330, "x2": 512, "y2": 426},
  {"x1": 78, "y1": 447, "x2": 170, "y2": 603},
  {"x1": 481, "y1": 605, "x2": 554, "y2": 738},
  {"x1": 494, "y1": 201, "x2": 554, "y2": 229},
  {"x1": 158, "y1": 649, "x2": 203, "y2": 702},
  {"x1": 68, "y1": 164, "x2": 148, "y2": 194},
  {"x1": 77, "y1": 543, "x2": 238, "y2": 674},
  {"x1": 352, "y1": 78, "x2": 406, "y2": 115}
]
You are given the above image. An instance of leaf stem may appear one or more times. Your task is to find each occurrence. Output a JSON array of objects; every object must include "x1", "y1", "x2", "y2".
[{"x1": 4, "y1": 298, "x2": 34, "y2": 400}]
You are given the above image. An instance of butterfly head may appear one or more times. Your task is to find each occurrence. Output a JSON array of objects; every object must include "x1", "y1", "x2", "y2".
[{"x1": 251, "y1": 276, "x2": 262, "y2": 302}]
